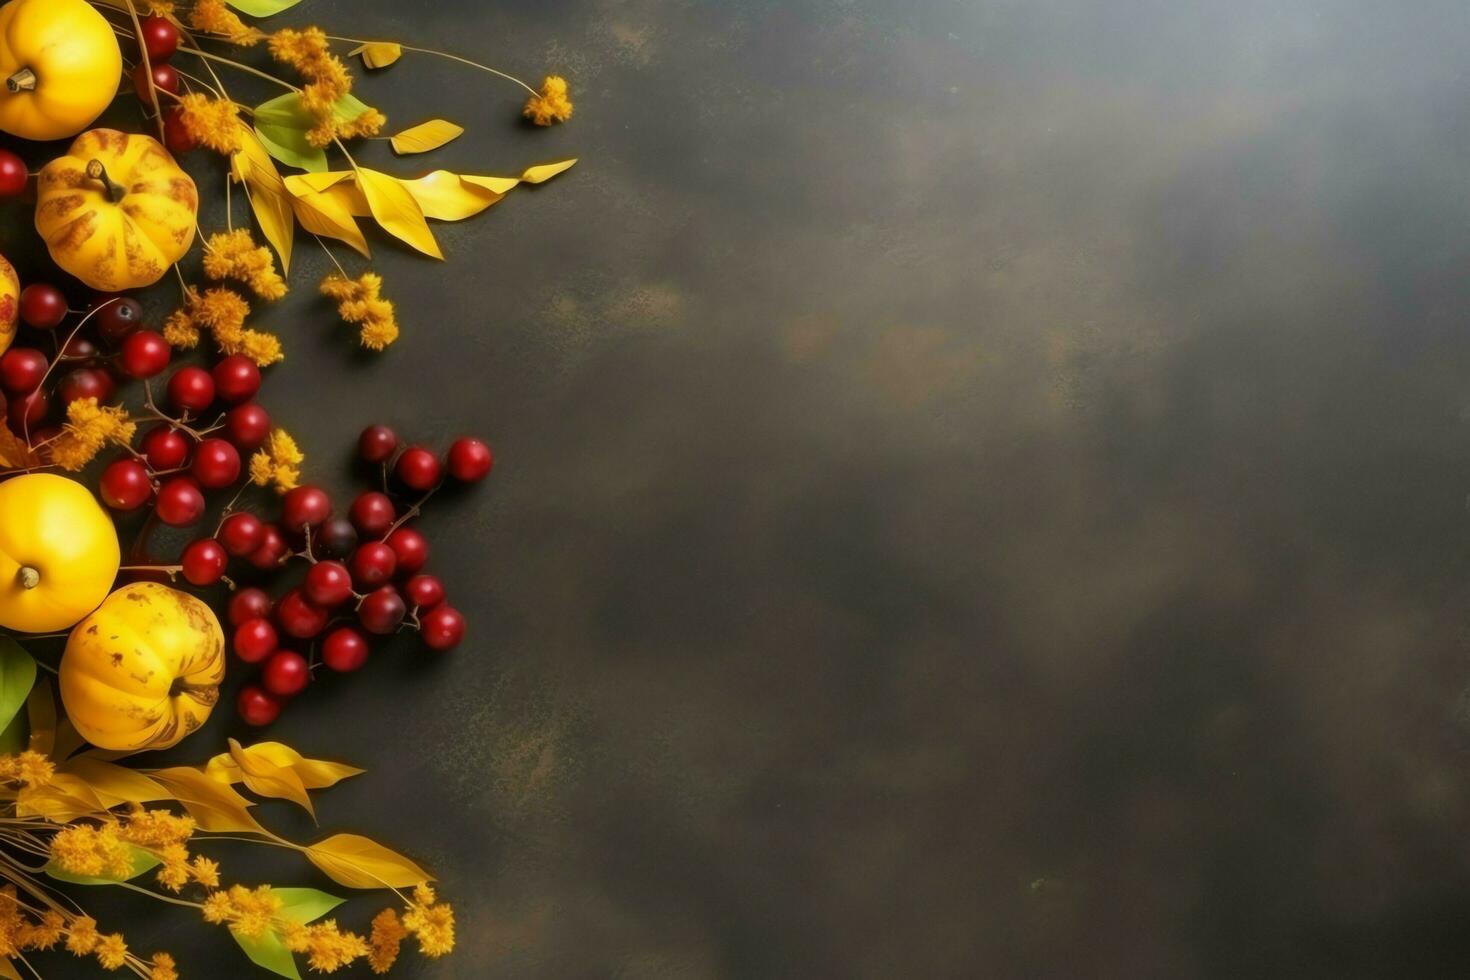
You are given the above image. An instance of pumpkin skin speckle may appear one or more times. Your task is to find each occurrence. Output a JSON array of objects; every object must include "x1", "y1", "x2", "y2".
[{"x1": 0, "y1": 251, "x2": 16, "y2": 358}]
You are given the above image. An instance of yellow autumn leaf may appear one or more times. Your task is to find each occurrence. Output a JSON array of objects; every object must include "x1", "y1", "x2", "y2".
[
  {"x1": 24, "y1": 677, "x2": 53, "y2": 758},
  {"x1": 284, "y1": 174, "x2": 370, "y2": 258},
  {"x1": 0, "y1": 427, "x2": 39, "y2": 470},
  {"x1": 291, "y1": 170, "x2": 356, "y2": 194},
  {"x1": 306, "y1": 833, "x2": 432, "y2": 890},
  {"x1": 227, "y1": 738, "x2": 314, "y2": 817},
  {"x1": 390, "y1": 119, "x2": 464, "y2": 155},
  {"x1": 207, "y1": 741, "x2": 363, "y2": 790},
  {"x1": 398, "y1": 171, "x2": 506, "y2": 221},
  {"x1": 232, "y1": 130, "x2": 295, "y2": 273},
  {"x1": 51, "y1": 717, "x2": 85, "y2": 763},
  {"x1": 356, "y1": 167, "x2": 443, "y2": 259},
  {"x1": 349, "y1": 41, "x2": 402, "y2": 69},
  {"x1": 17, "y1": 773, "x2": 106, "y2": 822},
  {"x1": 150, "y1": 766, "x2": 265, "y2": 834},
  {"x1": 519, "y1": 158, "x2": 578, "y2": 184},
  {"x1": 57, "y1": 758, "x2": 169, "y2": 807},
  {"x1": 460, "y1": 174, "x2": 521, "y2": 195},
  {"x1": 0, "y1": 956, "x2": 20, "y2": 979}
]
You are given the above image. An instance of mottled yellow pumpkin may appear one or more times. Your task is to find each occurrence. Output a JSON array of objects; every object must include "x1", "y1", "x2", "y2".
[
  {"x1": 0, "y1": 473, "x2": 118, "y2": 634},
  {"x1": 60, "y1": 582, "x2": 225, "y2": 752},
  {"x1": 0, "y1": 0, "x2": 121, "y2": 141},
  {"x1": 0, "y1": 252, "x2": 16, "y2": 357},
  {"x1": 35, "y1": 129, "x2": 198, "y2": 292}
]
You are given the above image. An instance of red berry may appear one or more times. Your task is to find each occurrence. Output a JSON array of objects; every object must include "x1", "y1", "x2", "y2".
[
  {"x1": 0, "y1": 348, "x2": 46, "y2": 394},
  {"x1": 281, "y1": 485, "x2": 332, "y2": 533},
  {"x1": 141, "y1": 424, "x2": 191, "y2": 470},
  {"x1": 358, "y1": 424, "x2": 397, "y2": 463},
  {"x1": 6, "y1": 389, "x2": 48, "y2": 432},
  {"x1": 228, "y1": 588, "x2": 273, "y2": 626},
  {"x1": 321, "y1": 626, "x2": 369, "y2": 672},
  {"x1": 154, "y1": 477, "x2": 205, "y2": 526},
  {"x1": 167, "y1": 366, "x2": 214, "y2": 415},
  {"x1": 219, "y1": 512, "x2": 264, "y2": 557},
  {"x1": 248, "y1": 523, "x2": 289, "y2": 570},
  {"x1": 163, "y1": 107, "x2": 197, "y2": 155},
  {"x1": 0, "y1": 150, "x2": 26, "y2": 198},
  {"x1": 99, "y1": 459, "x2": 152, "y2": 511},
  {"x1": 233, "y1": 618, "x2": 277, "y2": 663},
  {"x1": 19, "y1": 284, "x2": 66, "y2": 330},
  {"x1": 58, "y1": 368, "x2": 115, "y2": 405},
  {"x1": 276, "y1": 587, "x2": 328, "y2": 639},
  {"x1": 420, "y1": 604, "x2": 465, "y2": 650},
  {"x1": 349, "y1": 542, "x2": 397, "y2": 588},
  {"x1": 446, "y1": 438, "x2": 494, "y2": 482},
  {"x1": 181, "y1": 538, "x2": 228, "y2": 586},
  {"x1": 95, "y1": 297, "x2": 144, "y2": 345},
  {"x1": 349, "y1": 491, "x2": 395, "y2": 537},
  {"x1": 304, "y1": 560, "x2": 354, "y2": 607},
  {"x1": 119, "y1": 330, "x2": 171, "y2": 379},
  {"x1": 212, "y1": 355, "x2": 260, "y2": 404},
  {"x1": 403, "y1": 574, "x2": 445, "y2": 609},
  {"x1": 315, "y1": 517, "x2": 358, "y2": 559},
  {"x1": 140, "y1": 14, "x2": 179, "y2": 61},
  {"x1": 385, "y1": 527, "x2": 428, "y2": 575},
  {"x1": 131, "y1": 62, "x2": 179, "y2": 101},
  {"x1": 224, "y1": 403, "x2": 270, "y2": 450},
  {"x1": 357, "y1": 586, "x2": 406, "y2": 635},
  {"x1": 190, "y1": 438, "x2": 240, "y2": 489},
  {"x1": 237, "y1": 685, "x2": 283, "y2": 726},
  {"x1": 262, "y1": 650, "x2": 310, "y2": 697},
  {"x1": 394, "y1": 446, "x2": 441, "y2": 491}
]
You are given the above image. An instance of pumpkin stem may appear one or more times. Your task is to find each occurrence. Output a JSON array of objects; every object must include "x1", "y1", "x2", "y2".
[
  {"x1": 84, "y1": 160, "x2": 127, "y2": 204},
  {"x1": 5, "y1": 69, "x2": 35, "y2": 94},
  {"x1": 16, "y1": 567, "x2": 38, "y2": 590}
]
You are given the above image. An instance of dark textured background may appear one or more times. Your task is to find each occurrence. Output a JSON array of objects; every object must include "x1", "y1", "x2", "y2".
[{"x1": 10, "y1": 0, "x2": 1470, "y2": 976}]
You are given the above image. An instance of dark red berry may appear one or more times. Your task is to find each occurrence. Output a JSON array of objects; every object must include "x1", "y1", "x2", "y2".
[
  {"x1": 58, "y1": 368, "x2": 115, "y2": 405},
  {"x1": 248, "y1": 523, "x2": 289, "y2": 570},
  {"x1": 6, "y1": 389, "x2": 48, "y2": 432},
  {"x1": 181, "y1": 538, "x2": 228, "y2": 586},
  {"x1": 276, "y1": 587, "x2": 328, "y2": 639},
  {"x1": 131, "y1": 61, "x2": 179, "y2": 101},
  {"x1": 190, "y1": 438, "x2": 240, "y2": 489},
  {"x1": 262, "y1": 650, "x2": 310, "y2": 697},
  {"x1": 163, "y1": 107, "x2": 197, "y2": 155},
  {"x1": 141, "y1": 424, "x2": 191, "y2": 470},
  {"x1": 95, "y1": 297, "x2": 144, "y2": 345},
  {"x1": 394, "y1": 446, "x2": 441, "y2": 491},
  {"x1": 315, "y1": 517, "x2": 358, "y2": 559},
  {"x1": 349, "y1": 541, "x2": 397, "y2": 588},
  {"x1": 140, "y1": 15, "x2": 179, "y2": 61},
  {"x1": 167, "y1": 366, "x2": 214, "y2": 415},
  {"x1": 281, "y1": 485, "x2": 332, "y2": 533},
  {"x1": 446, "y1": 438, "x2": 494, "y2": 482},
  {"x1": 212, "y1": 355, "x2": 260, "y2": 404},
  {"x1": 219, "y1": 512, "x2": 264, "y2": 557},
  {"x1": 304, "y1": 560, "x2": 354, "y2": 607},
  {"x1": 358, "y1": 424, "x2": 397, "y2": 463},
  {"x1": 403, "y1": 574, "x2": 445, "y2": 609},
  {"x1": 357, "y1": 586, "x2": 406, "y2": 635},
  {"x1": 19, "y1": 284, "x2": 66, "y2": 330},
  {"x1": 228, "y1": 587, "x2": 273, "y2": 626},
  {"x1": 99, "y1": 459, "x2": 153, "y2": 511},
  {"x1": 322, "y1": 626, "x2": 369, "y2": 672},
  {"x1": 224, "y1": 403, "x2": 270, "y2": 450},
  {"x1": 155, "y1": 477, "x2": 205, "y2": 526},
  {"x1": 237, "y1": 685, "x2": 283, "y2": 726},
  {"x1": 349, "y1": 491, "x2": 395, "y2": 537},
  {"x1": 119, "y1": 330, "x2": 171, "y2": 379},
  {"x1": 385, "y1": 527, "x2": 428, "y2": 575},
  {"x1": 233, "y1": 618, "x2": 278, "y2": 664},
  {"x1": 0, "y1": 349, "x2": 46, "y2": 394},
  {"x1": 420, "y1": 604, "x2": 465, "y2": 650},
  {"x1": 60, "y1": 336, "x2": 97, "y2": 362},
  {"x1": 0, "y1": 151, "x2": 26, "y2": 198}
]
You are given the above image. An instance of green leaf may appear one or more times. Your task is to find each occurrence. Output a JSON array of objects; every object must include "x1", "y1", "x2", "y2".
[
  {"x1": 0, "y1": 707, "x2": 25, "y2": 756},
  {"x1": 0, "y1": 639, "x2": 36, "y2": 736},
  {"x1": 225, "y1": 0, "x2": 304, "y2": 15},
  {"x1": 44, "y1": 844, "x2": 160, "y2": 885},
  {"x1": 273, "y1": 887, "x2": 346, "y2": 924},
  {"x1": 253, "y1": 94, "x2": 327, "y2": 173},
  {"x1": 229, "y1": 927, "x2": 301, "y2": 980},
  {"x1": 329, "y1": 92, "x2": 377, "y2": 125}
]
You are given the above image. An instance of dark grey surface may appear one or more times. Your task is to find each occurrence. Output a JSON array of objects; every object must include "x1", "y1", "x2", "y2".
[{"x1": 9, "y1": 0, "x2": 1470, "y2": 976}]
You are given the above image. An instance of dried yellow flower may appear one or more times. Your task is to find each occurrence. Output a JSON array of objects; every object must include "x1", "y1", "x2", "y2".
[
  {"x1": 321, "y1": 272, "x2": 399, "y2": 351},
  {"x1": 95, "y1": 932, "x2": 127, "y2": 970},
  {"x1": 524, "y1": 75, "x2": 574, "y2": 126},
  {"x1": 403, "y1": 899, "x2": 455, "y2": 957},
  {"x1": 190, "y1": 855, "x2": 221, "y2": 889},
  {"x1": 65, "y1": 915, "x2": 99, "y2": 955},
  {"x1": 0, "y1": 751, "x2": 54, "y2": 787},
  {"x1": 47, "y1": 398, "x2": 136, "y2": 471},
  {"x1": 176, "y1": 93, "x2": 248, "y2": 154},
  {"x1": 368, "y1": 908, "x2": 407, "y2": 974},
  {"x1": 204, "y1": 229, "x2": 288, "y2": 300},
  {"x1": 270, "y1": 27, "x2": 384, "y2": 147},
  {"x1": 149, "y1": 951, "x2": 179, "y2": 980},
  {"x1": 249, "y1": 428, "x2": 304, "y2": 493},
  {"x1": 155, "y1": 842, "x2": 191, "y2": 892},
  {"x1": 285, "y1": 919, "x2": 369, "y2": 973},
  {"x1": 119, "y1": 807, "x2": 195, "y2": 847},
  {"x1": 200, "y1": 885, "x2": 282, "y2": 938},
  {"x1": 50, "y1": 824, "x2": 133, "y2": 880},
  {"x1": 189, "y1": 0, "x2": 263, "y2": 45}
]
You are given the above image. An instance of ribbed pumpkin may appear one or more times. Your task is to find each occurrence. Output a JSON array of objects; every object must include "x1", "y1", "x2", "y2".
[
  {"x1": 0, "y1": 0, "x2": 122, "y2": 141},
  {"x1": 35, "y1": 129, "x2": 198, "y2": 292}
]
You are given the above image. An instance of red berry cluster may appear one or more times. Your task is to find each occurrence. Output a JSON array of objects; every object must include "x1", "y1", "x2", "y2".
[{"x1": 224, "y1": 427, "x2": 492, "y2": 727}]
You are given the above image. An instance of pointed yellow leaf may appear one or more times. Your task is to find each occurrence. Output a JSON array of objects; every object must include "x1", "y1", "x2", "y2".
[
  {"x1": 0, "y1": 427, "x2": 39, "y2": 469},
  {"x1": 150, "y1": 766, "x2": 265, "y2": 834},
  {"x1": 17, "y1": 773, "x2": 106, "y2": 822},
  {"x1": 397, "y1": 171, "x2": 508, "y2": 221},
  {"x1": 57, "y1": 758, "x2": 170, "y2": 807},
  {"x1": 228, "y1": 738, "x2": 314, "y2": 817},
  {"x1": 519, "y1": 158, "x2": 578, "y2": 184},
  {"x1": 306, "y1": 833, "x2": 433, "y2": 890},
  {"x1": 291, "y1": 170, "x2": 356, "y2": 194},
  {"x1": 232, "y1": 130, "x2": 295, "y2": 273},
  {"x1": 460, "y1": 174, "x2": 521, "y2": 195},
  {"x1": 356, "y1": 168, "x2": 442, "y2": 259},
  {"x1": 209, "y1": 741, "x2": 364, "y2": 790},
  {"x1": 350, "y1": 41, "x2": 402, "y2": 69},
  {"x1": 390, "y1": 119, "x2": 464, "y2": 155},
  {"x1": 25, "y1": 677, "x2": 53, "y2": 757},
  {"x1": 284, "y1": 174, "x2": 370, "y2": 258},
  {"x1": 0, "y1": 956, "x2": 21, "y2": 980}
]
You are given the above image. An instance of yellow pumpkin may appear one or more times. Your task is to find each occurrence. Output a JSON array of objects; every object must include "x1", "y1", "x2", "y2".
[
  {"x1": 0, "y1": 473, "x2": 118, "y2": 634},
  {"x1": 60, "y1": 582, "x2": 226, "y2": 752},
  {"x1": 35, "y1": 129, "x2": 198, "y2": 292},
  {"x1": 0, "y1": 251, "x2": 16, "y2": 357},
  {"x1": 0, "y1": 0, "x2": 122, "y2": 141}
]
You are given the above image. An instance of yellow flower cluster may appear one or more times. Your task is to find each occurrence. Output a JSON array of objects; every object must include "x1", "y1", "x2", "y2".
[
  {"x1": 116, "y1": 806, "x2": 194, "y2": 848},
  {"x1": 284, "y1": 919, "x2": 370, "y2": 972},
  {"x1": 47, "y1": 398, "x2": 136, "y2": 472},
  {"x1": 249, "y1": 428, "x2": 304, "y2": 494},
  {"x1": 62, "y1": 914, "x2": 132, "y2": 971},
  {"x1": 368, "y1": 908, "x2": 408, "y2": 973},
  {"x1": 164, "y1": 286, "x2": 284, "y2": 366},
  {"x1": 0, "y1": 886, "x2": 63, "y2": 958},
  {"x1": 0, "y1": 751, "x2": 53, "y2": 788},
  {"x1": 204, "y1": 229, "x2": 288, "y2": 300},
  {"x1": 524, "y1": 75, "x2": 574, "y2": 126},
  {"x1": 49, "y1": 824, "x2": 133, "y2": 880},
  {"x1": 402, "y1": 882, "x2": 455, "y2": 958},
  {"x1": 188, "y1": 0, "x2": 264, "y2": 45},
  {"x1": 320, "y1": 272, "x2": 399, "y2": 351},
  {"x1": 201, "y1": 884, "x2": 282, "y2": 938},
  {"x1": 270, "y1": 27, "x2": 386, "y2": 147},
  {"x1": 175, "y1": 93, "x2": 248, "y2": 154}
]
